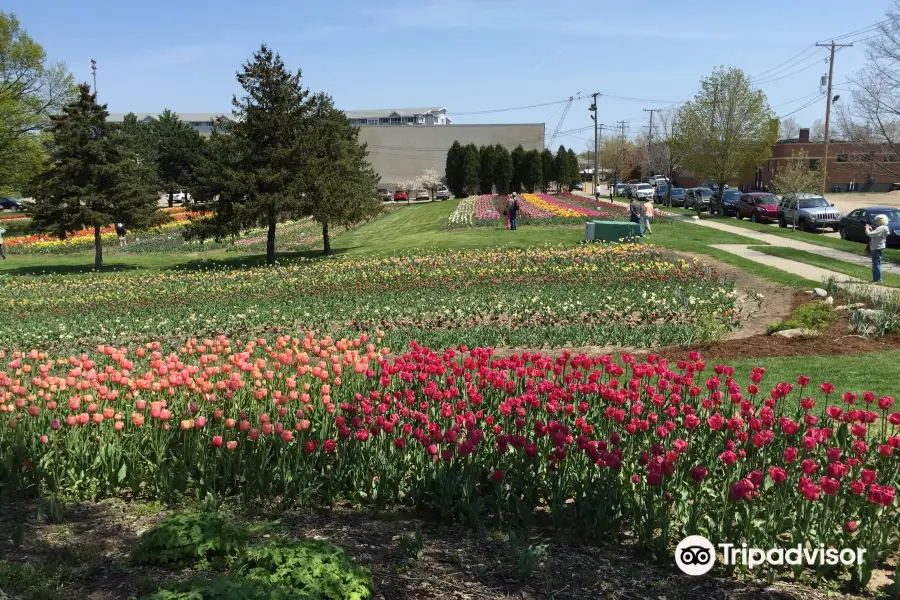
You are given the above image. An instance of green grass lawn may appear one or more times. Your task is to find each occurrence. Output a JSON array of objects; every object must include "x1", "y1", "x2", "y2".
[
  {"x1": 754, "y1": 246, "x2": 900, "y2": 288},
  {"x1": 0, "y1": 200, "x2": 820, "y2": 289}
]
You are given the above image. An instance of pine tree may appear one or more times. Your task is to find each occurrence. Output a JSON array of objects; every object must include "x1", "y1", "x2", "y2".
[
  {"x1": 540, "y1": 149, "x2": 555, "y2": 192},
  {"x1": 301, "y1": 94, "x2": 381, "y2": 255},
  {"x1": 553, "y1": 145, "x2": 568, "y2": 192},
  {"x1": 493, "y1": 144, "x2": 513, "y2": 195},
  {"x1": 478, "y1": 144, "x2": 495, "y2": 194},
  {"x1": 511, "y1": 145, "x2": 526, "y2": 193},
  {"x1": 147, "y1": 109, "x2": 204, "y2": 206},
  {"x1": 445, "y1": 141, "x2": 465, "y2": 198},
  {"x1": 28, "y1": 84, "x2": 160, "y2": 269},
  {"x1": 462, "y1": 143, "x2": 480, "y2": 195},
  {"x1": 522, "y1": 149, "x2": 542, "y2": 193},
  {"x1": 567, "y1": 148, "x2": 580, "y2": 190},
  {"x1": 215, "y1": 44, "x2": 313, "y2": 265}
]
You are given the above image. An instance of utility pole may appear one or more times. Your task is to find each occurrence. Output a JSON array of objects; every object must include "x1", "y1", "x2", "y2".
[
  {"x1": 816, "y1": 40, "x2": 852, "y2": 194},
  {"x1": 643, "y1": 108, "x2": 657, "y2": 180},
  {"x1": 614, "y1": 120, "x2": 627, "y2": 191},
  {"x1": 90, "y1": 59, "x2": 97, "y2": 95},
  {"x1": 590, "y1": 92, "x2": 599, "y2": 195}
]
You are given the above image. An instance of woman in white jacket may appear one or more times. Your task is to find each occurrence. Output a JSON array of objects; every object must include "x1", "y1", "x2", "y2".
[{"x1": 865, "y1": 214, "x2": 890, "y2": 283}]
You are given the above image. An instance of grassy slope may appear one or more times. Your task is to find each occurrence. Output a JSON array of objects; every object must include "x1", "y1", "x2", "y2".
[{"x1": 755, "y1": 246, "x2": 900, "y2": 288}]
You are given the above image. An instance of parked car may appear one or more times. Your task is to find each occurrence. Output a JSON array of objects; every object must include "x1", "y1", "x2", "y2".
[
  {"x1": 614, "y1": 183, "x2": 628, "y2": 197},
  {"x1": 654, "y1": 183, "x2": 669, "y2": 202},
  {"x1": 684, "y1": 188, "x2": 713, "y2": 211},
  {"x1": 778, "y1": 194, "x2": 842, "y2": 231},
  {"x1": 648, "y1": 175, "x2": 668, "y2": 187},
  {"x1": 573, "y1": 183, "x2": 584, "y2": 191},
  {"x1": 709, "y1": 189, "x2": 742, "y2": 216},
  {"x1": 0, "y1": 197, "x2": 23, "y2": 211},
  {"x1": 735, "y1": 192, "x2": 779, "y2": 222},
  {"x1": 393, "y1": 190, "x2": 408, "y2": 202},
  {"x1": 436, "y1": 188, "x2": 451, "y2": 200},
  {"x1": 377, "y1": 188, "x2": 393, "y2": 202},
  {"x1": 414, "y1": 189, "x2": 430, "y2": 201},
  {"x1": 839, "y1": 206, "x2": 900, "y2": 247},
  {"x1": 171, "y1": 191, "x2": 192, "y2": 203},
  {"x1": 667, "y1": 187, "x2": 686, "y2": 206},
  {"x1": 633, "y1": 183, "x2": 654, "y2": 200},
  {"x1": 702, "y1": 180, "x2": 729, "y2": 192}
]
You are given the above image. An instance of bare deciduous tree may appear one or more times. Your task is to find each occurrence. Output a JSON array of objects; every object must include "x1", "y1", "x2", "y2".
[
  {"x1": 771, "y1": 149, "x2": 821, "y2": 229},
  {"x1": 810, "y1": 118, "x2": 826, "y2": 142},
  {"x1": 650, "y1": 107, "x2": 688, "y2": 205},
  {"x1": 778, "y1": 116, "x2": 800, "y2": 140},
  {"x1": 836, "y1": 2, "x2": 900, "y2": 181}
]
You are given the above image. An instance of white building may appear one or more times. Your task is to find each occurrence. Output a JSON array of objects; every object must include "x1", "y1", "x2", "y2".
[{"x1": 106, "y1": 107, "x2": 450, "y2": 136}]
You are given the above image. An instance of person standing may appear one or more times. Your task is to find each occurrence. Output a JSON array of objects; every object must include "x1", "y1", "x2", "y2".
[
  {"x1": 642, "y1": 198, "x2": 654, "y2": 235},
  {"x1": 865, "y1": 214, "x2": 890, "y2": 283},
  {"x1": 0, "y1": 227, "x2": 6, "y2": 259},
  {"x1": 506, "y1": 193, "x2": 520, "y2": 231},
  {"x1": 115, "y1": 222, "x2": 127, "y2": 247},
  {"x1": 629, "y1": 197, "x2": 644, "y2": 236}
]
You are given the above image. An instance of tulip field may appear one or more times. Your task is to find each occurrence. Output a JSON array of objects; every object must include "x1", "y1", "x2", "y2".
[
  {"x1": 1, "y1": 337, "x2": 898, "y2": 587},
  {"x1": 0, "y1": 245, "x2": 740, "y2": 350},
  {"x1": 448, "y1": 193, "x2": 650, "y2": 227}
]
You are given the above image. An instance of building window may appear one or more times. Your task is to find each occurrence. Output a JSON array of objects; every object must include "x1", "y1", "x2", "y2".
[
  {"x1": 367, "y1": 119, "x2": 378, "y2": 126},
  {"x1": 837, "y1": 153, "x2": 849, "y2": 162},
  {"x1": 809, "y1": 158, "x2": 820, "y2": 170},
  {"x1": 417, "y1": 116, "x2": 424, "y2": 124},
  {"x1": 379, "y1": 118, "x2": 390, "y2": 125},
  {"x1": 390, "y1": 117, "x2": 401, "y2": 125},
  {"x1": 403, "y1": 116, "x2": 415, "y2": 124}
]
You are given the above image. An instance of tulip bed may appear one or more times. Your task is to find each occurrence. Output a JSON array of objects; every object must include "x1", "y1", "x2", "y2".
[
  {"x1": 1, "y1": 338, "x2": 897, "y2": 587},
  {"x1": 0, "y1": 245, "x2": 740, "y2": 350}
]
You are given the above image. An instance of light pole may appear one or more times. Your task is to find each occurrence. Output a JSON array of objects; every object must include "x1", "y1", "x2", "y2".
[{"x1": 90, "y1": 59, "x2": 97, "y2": 95}]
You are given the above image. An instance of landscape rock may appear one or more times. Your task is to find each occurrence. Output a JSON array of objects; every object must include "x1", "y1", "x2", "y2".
[
  {"x1": 824, "y1": 296, "x2": 834, "y2": 305},
  {"x1": 773, "y1": 328, "x2": 819, "y2": 338},
  {"x1": 813, "y1": 288, "x2": 828, "y2": 298},
  {"x1": 835, "y1": 303, "x2": 866, "y2": 311}
]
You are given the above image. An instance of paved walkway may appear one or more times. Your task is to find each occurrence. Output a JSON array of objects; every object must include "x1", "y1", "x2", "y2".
[{"x1": 674, "y1": 215, "x2": 900, "y2": 276}]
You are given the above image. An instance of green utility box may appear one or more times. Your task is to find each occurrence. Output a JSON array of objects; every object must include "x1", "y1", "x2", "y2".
[{"x1": 585, "y1": 221, "x2": 641, "y2": 242}]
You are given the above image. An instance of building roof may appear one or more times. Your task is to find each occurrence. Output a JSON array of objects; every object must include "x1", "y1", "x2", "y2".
[
  {"x1": 343, "y1": 107, "x2": 448, "y2": 119},
  {"x1": 107, "y1": 112, "x2": 235, "y2": 123}
]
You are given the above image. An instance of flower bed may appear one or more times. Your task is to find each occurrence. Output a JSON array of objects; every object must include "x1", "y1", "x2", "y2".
[
  {"x1": 448, "y1": 196, "x2": 477, "y2": 227},
  {"x1": 452, "y1": 194, "x2": 631, "y2": 227},
  {"x1": 1, "y1": 245, "x2": 739, "y2": 349},
  {"x1": 1, "y1": 341, "x2": 896, "y2": 586}
]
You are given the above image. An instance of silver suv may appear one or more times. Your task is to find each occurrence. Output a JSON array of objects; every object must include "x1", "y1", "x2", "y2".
[{"x1": 778, "y1": 194, "x2": 842, "y2": 232}]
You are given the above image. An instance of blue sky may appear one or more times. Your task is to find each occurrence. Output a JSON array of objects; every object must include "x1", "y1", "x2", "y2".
[{"x1": 7, "y1": 0, "x2": 890, "y2": 151}]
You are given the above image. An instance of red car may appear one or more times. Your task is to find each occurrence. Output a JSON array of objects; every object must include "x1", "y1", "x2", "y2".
[
  {"x1": 736, "y1": 192, "x2": 779, "y2": 222},
  {"x1": 393, "y1": 191, "x2": 408, "y2": 201}
]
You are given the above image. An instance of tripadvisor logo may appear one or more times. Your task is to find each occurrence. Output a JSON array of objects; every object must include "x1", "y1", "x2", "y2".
[{"x1": 675, "y1": 535, "x2": 866, "y2": 576}]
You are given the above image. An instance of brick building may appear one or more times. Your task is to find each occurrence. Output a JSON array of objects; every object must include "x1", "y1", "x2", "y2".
[{"x1": 749, "y1": 128, "x2": 899, "y2": 193}]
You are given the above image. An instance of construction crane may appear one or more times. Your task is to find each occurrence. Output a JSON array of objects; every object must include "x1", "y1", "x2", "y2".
[{"x1": 547, "y1": 93, "x2": 578, "y2": 148}]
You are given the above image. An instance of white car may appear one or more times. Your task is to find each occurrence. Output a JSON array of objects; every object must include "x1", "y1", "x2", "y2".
[
  {"x1": 648, "y1": 176, "x2": 668, "y2": 187},
  {"x1": 414, "y1": 190, "x2": 430, "y2": 201},
  {"x1": 633, "y1": 183, "x2": 654, "y2": 200},
  {"x1": 436, "y1": 188, "x2": 451, "y2": 200}
]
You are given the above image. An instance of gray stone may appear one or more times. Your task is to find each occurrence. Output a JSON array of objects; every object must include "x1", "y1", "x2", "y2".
[
  {"x1": 813, "y1": 288, "x2": 828, "y2": 298},
  {"x1": 773, "y1": 328, "x2": 819, "y2": 338},
  {"x1": 855, "y1": 308, "x2": 884, "y2": 320},
  {"x1": 824, "y1": 296, "x2": 834, "y2": 305}
]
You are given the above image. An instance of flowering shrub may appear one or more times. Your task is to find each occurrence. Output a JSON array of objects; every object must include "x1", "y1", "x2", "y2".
[
  {"x1": 1, "y1": 245, "x2": 739, "y2": 349},
  {"x1": 0, "y1": 340, "x2": 897, "y2": 586}
]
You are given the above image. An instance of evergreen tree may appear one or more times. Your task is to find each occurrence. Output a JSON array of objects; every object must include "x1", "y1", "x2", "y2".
[
  {"x1": 492, "y1": 144, "x2": 513, "y2": 195},
  {"x1": 301, "y1": 94, "x2": 381, "y2": 255},
  {"x1": 213, "y1": 44, "x2": 313, "y2": 265},
  {"x1": 553, "y1": 145, "x2": 568, "y2": 192},
  {"x1": 462, "y1": 143, "x2": 480, "y2": 195},
  {"x1": 445, "y1": 141, "x2": 464, "y2": 198},
  {"x1": 567, "y1": 148, "x2": 580, "y2": 190},
  {"x1": 114, "y1": 112, "x2": 155, "y2": 165},
  {"x1": 510, "y1": 145, "x2": 526, "y2": 193},
  {"x1": 522, "y1": 149, "x2": 542, "y2": 193},
  {"x1": 540, "y1": 148, "x2": 555, "y2": 192},
  {"x1": 478, "y1": 144, "x2": 495, "y2": 194},
  {"x1": 28, "y1": 84, "x2": 160, "y2": 269},
  {"x1": 147, "y1": 109, "x2": 204, "y2": 206}
]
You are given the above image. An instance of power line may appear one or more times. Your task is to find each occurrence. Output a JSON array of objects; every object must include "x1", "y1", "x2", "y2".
[
  {"x1": 777, "y1": 95, "x2": 825, "y2": 118},
  {"x1": 749, "y1": 46, "x2": 821, "y2": 79},
  {"x1": 751, "y1": 49, "x2": 829, "y2": 85},
  {"x1": 771, "y1": 91, "x2": 825, "y2": 108},
  {"x1": 448, "y1": 99, "x2": 570, "y2": 115}
]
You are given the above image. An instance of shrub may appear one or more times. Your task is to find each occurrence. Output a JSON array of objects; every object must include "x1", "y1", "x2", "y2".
[
  {"x1": 792, "y1": 302, "x2": 836, "y2": 330},
  {"x1": 766, "y1": 319, "x2": 801, "y2": 335},
  {"x1": 236, "y1": 539, "x2": 372, "y2": 600},
  {"x1": 133, "y1": 510, "x2": 249, "y2": 568},
  {"x1": 142, "y1": 576, "x2": 295, "y2": 600}
]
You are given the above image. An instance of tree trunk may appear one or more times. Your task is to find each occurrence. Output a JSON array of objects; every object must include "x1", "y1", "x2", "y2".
[
  {"x1": 266, "y1": 211, "x2": 276, "y2": 265},
  {"x1": 717, "y1": 182, "x2": 726, "y2": 216},
  {"x1": 94, "y1": 223, "x2": 103, "y2": 270},
  {"x1": 168, "y1": 190, "x2": 174, "y2": 208},
  {"x1": 322, "y1": 220, "x2": 333, "y2": 256}
]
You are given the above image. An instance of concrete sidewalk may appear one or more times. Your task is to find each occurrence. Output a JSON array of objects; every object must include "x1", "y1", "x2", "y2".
[{"x1": 675, "y1": 215, "x2": 900, "y2": 276}]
